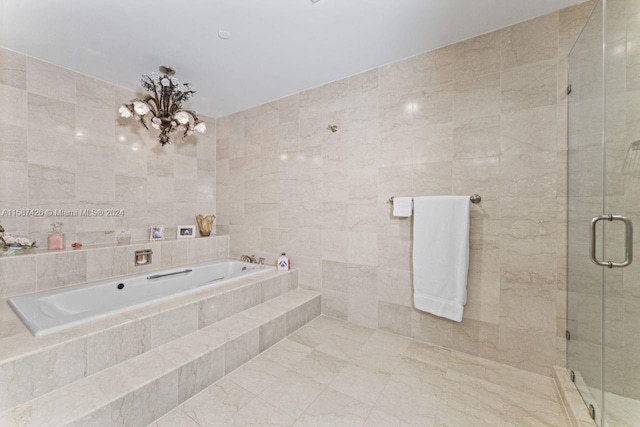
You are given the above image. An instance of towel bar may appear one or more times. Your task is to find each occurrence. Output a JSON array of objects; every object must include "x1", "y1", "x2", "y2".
[{"x1": 388, "y1": 194, "x2": 481, "y2": 204}]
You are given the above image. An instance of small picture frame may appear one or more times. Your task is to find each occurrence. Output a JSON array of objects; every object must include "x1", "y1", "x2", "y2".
[
  {"x1": 177, "y1": 225, "x2": 196, "y2": 239},
  {"x1": 149, "y1": 225, "x2": 164, "y2": 241}
]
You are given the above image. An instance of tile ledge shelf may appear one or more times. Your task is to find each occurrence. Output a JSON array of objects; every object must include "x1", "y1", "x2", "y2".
[{"x1": 0, "y1": 234, "x2": 228, "y2": 259}]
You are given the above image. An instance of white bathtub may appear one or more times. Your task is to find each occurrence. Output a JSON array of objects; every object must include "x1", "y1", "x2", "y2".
[{"x1": 8, "y1": 258, "x2": 272, "y2": 336}]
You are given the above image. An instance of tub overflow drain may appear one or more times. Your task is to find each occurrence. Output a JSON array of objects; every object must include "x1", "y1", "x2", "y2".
[{"x1": 117, "y1": 283, "x2": 124, "y2": 290}]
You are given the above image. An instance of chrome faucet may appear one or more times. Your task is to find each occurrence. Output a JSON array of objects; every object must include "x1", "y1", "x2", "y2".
[
  {"x1": 241, "y1": 254, "x2": 256, "y2": 263},
  {"x1": 240, "y1": 254, "x2": 265, "y2": 265}
]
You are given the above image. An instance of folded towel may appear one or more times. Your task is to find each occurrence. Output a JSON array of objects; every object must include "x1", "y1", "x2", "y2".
[
  {"x1": 412, "y1": 196, "x2": 470, "y2": 322},
  {"x1": 392, "y1": 197, "x2": 413, "y2": 217}
]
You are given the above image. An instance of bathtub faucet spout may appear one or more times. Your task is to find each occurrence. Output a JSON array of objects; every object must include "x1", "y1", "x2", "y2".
[{"x1": 241, "y1": 254, "x2": 257, "y2": 263}]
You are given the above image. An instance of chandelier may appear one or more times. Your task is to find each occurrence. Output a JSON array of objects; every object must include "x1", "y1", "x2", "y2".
[{"x1": 118, "y1": 66, "x2": 206, "y2": 146}]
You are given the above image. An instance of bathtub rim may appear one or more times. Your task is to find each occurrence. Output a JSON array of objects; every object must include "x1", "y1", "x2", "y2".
[{"x1": 9, "y1": 258, "x2": 274, "y2": 337}]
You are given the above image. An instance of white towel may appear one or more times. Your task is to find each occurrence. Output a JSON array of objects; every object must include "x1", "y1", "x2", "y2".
[
  {"x1": 412, "y1": 196, "x2": 470, "y2": 322},
  {"x1": 392, "y1": 197, "x2": 413, "y2": 217}
]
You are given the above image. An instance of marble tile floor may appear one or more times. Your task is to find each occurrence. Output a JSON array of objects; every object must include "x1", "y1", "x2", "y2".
[{"x1": 151, "y1": 316, "x2": 569, "y2": 427}]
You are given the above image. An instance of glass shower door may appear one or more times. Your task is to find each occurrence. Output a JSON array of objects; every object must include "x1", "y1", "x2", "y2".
[
  {"x1": 567, "y1": 0, "x2": 605, "y2": 422},
  {"x1": 568, "y1": 0, "x2": 640, "y2": 425}
]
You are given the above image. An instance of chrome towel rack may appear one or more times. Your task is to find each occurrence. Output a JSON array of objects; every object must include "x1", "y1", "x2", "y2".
[{"x1": 387, "y1": 194, "x2": 482, "y2": 204}]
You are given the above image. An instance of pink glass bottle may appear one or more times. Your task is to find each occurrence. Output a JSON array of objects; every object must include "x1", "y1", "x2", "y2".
[{"x1": 48, "y1": 222, "x2": 65, "y2": 250}]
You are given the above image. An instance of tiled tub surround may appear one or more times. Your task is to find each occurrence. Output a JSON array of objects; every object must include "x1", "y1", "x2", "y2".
[
  {"x1": 215, "y1": 1, "x2": 595, "y2": 376},
  {"x1": 0, "y1": 288, "x2": 320, "y2": 426},
  {"x1": 156, "y1": 316, "x2": 570, "y2": 426},
  {"x1": 0, "y1": 265, "x2": 298, "y2": 412},
  {"x1": 0, "y1": 46, "x2": 217, "y2": 247},
  {"x1": 0, "y1": 234, "x2": 229, "y2": 299}
]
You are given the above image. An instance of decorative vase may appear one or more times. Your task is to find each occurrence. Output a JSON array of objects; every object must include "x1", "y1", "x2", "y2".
[
  {"x1": 48, "y1": 222, "x2": 65, "y2": 250},
  {"x1": 196, "y1": 214, "x2": 215, "y2": 237}
]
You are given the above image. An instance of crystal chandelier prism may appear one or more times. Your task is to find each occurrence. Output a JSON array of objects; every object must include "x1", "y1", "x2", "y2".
[{"x1": 119, "y1": 66, "x2": 206, "y2": 146}]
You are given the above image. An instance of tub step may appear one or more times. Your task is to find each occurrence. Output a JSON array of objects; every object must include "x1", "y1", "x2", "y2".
[
  {"x1": 0, "y1": 269, "x2": 299, "y2": 413},
  {"x1": 0, "y1": 288, "x2": 321, "y2": 427}
]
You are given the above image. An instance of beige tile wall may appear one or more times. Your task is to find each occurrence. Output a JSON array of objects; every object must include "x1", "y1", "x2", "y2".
[
  {"x1": 215, "y1": 2, "x2": 594, "y2": 376},
  {"x1": 0, "y1": 48, "x2": 217, "y2": 247}
]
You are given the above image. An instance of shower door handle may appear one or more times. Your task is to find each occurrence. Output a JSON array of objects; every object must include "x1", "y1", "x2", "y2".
[{"x1": 590, "y1": 215, "x2": 633, "y2": 268}]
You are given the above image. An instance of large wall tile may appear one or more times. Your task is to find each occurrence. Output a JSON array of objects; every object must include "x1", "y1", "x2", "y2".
[
  {"x1": 454, "y1": 73, "x2": 500, "y2": 122},
  {"x1": 0, "y1": 160, "x2": 28, "y2": 204},
  {"x1": 500, "y1": 105, "x2": 558, "y2": 155},
  {"x1": 453, "y1": 114, "x2": 500, "y2": 160},
  {"x1": 411, "y1": 45, "x2": 455, "y2": 89},
  {"x1": 0, "y1": 84, "x2": 27, "y2": 127},
  {"x1": 0, "y1": 256, "x2": 36, "y2": 297},
  {"x1": 36, "y1": 251, "x2": 87, "y2": 291},
  {"x1": 0, "y1": 47, "x2": 26, "y2": 89},
  {"x1": 0, "y1": 123, "x2": 27, "y2": 163},
  {"x1": 28, "y1": 164, "x2": 75, "y2": 204},
  {"x1": 500, "y1": 153, "x2": 558, "y2": 198},
  {"x1": 501, "y1": 60, "x2": 558, "y2": 113},
  {"x1": 501, "y1": 12, "x2": 559, "y2": 70},
  {"x1": 27, "y1": 93, "x2": 76, "y2": 167},
  {"x1": 454, "y1": 31, "x2": 502, "y2": 81},
  {"x1": 76, "y1": 75, "x2": 115, "y2": 142}
]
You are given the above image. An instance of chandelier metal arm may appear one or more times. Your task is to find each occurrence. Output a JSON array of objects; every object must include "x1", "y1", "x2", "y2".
[
  {"x1": 143, "y1": 96, "x2": 159, "y2": 114},
  {"x1": 183, "y1": 109, "x2": 200, "y2": 122},
  {"x1": 150, "y1": 81, "x2": 162, "y2": 109}
]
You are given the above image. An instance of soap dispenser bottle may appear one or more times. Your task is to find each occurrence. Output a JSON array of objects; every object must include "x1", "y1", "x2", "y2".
[
  {"x1": 48, "y1": 222, "x2": 65, "y2": 250},
  {"x1": 277, "y1": 253, "x2": 290, "y2": 271}
]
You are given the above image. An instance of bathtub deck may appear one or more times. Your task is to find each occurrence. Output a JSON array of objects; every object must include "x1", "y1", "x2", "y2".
[
  {"x1": 0, "y1": 288, "x2": 321, "y2": 426},
  {"x1": 153, "y1": 316, "x2": 569, "y2": 427},
  {"x1": 0, "y1": 267, "x2": 290, "y2": 361},
  {"x1": 0, "y1": 267, "x2": 299, "y2": 413}
]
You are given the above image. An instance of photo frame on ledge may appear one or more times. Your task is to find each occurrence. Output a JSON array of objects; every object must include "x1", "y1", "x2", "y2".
[
  {"x1": 177, "y1": 225, "x2": 196, "y2": 239},
  {"x1": 149, "y1": 225, "x2": 164, "y2": 241}
]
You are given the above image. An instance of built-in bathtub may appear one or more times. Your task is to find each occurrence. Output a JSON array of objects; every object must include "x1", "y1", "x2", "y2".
[{"x1": 8, "y1": 258, "x2": 272, "y2": 336}]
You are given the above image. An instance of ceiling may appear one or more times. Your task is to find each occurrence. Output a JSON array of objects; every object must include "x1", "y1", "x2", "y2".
[{"x1": 0, "y1": 0, "x2": 584, "y2": 118}]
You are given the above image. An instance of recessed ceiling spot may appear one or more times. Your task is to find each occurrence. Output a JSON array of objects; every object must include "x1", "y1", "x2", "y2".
[{"x1": 218, "y1": 30, "x2": 231, "y2": 40}]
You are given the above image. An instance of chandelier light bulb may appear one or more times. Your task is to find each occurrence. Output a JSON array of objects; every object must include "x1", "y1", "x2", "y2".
[
  {"x1": 175, "y1": 111, "x2": 190, "y2": 125},
  {"x1": 118, "y1": 105, "x2": 133, "y2": 118},
  {"x1": 194, "y1": 122, "x2": 207, "y2": 133},
  {"x1": 133, "y1": 101, "x2": 150, "y2": 116}
]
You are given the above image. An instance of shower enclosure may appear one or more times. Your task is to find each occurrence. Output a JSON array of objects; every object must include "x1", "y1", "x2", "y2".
[{"x1": 567, "y1": 0, "x2": 640, "y2": 425}]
